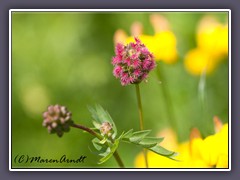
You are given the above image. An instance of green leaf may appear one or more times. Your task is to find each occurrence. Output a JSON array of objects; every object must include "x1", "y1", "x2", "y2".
[
  {"x1": 98, "y1": 139, "x2": 120, "y2": 164},
  {"x1": 98, "y1": 147, "x2": 111, "y2": 157},
  {"x1": 121, "y1": 129, "x2": 133, "y2": 139},
  {"x1": 138, "y1": 137, "x2": 164, "y2": 148},
  {"x1": 88, "y1": 106, "x2": 100, "y2": 122},
  {"x1": 129, "y1": 130, "x2": 151, "y2": 143},
  {"x1": 119, "y1": 129, "x2": 178, "y2": 161},
  {"x1": 140, "y1": 137, "x2": 164, "y2": 144},
  {"x1": 92, "y1": 121, "x2": 101, "y2": 129},
  {"x1": 99, "y1": 137, "x2": 107, "y2": 144},
  {"x1": 88, "y1": 104, "x2": 117, "y2": 138},
  {"x1": 90, "y1": 138, "x2": 108, "y2": 156},
  {"x1": 92, "y1": 138, "x2": 102, "y2": 151},
  {"x1": 149, "y1": 145, "x2": 177, "y2": 159},
  {"x1": 116, "y1": 131, "x2": 125, "y2": 141}
]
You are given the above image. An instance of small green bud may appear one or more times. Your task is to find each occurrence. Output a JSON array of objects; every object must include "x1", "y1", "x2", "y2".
[{"x1": 100, "y1": 122, "x2": 113, "y2": 137}]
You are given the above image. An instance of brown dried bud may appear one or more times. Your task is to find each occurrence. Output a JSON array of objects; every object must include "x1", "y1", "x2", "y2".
[
  {"x1": 100, "y1": 122, "x2": 113, "y2": 136},
  {"x1": 42, "y1": 104, "x2": 73, "y2": 137}
]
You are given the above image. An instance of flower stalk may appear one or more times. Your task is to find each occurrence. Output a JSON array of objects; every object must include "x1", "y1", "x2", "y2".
[
  {"x1": 135, "y1": 84, "x2": 149, "y2": 168},
  {"x1": 135, "y1": 84, "x2": 144, "y2": 130}
]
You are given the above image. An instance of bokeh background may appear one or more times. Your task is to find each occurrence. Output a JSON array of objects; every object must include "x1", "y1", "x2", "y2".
[{"x1": 11, "y1": 11, "x2": 229, "y2": 168}]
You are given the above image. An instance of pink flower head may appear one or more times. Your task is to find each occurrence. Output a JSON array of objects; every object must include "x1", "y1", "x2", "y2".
[
  {"x1": 112, "y1": 56, "x2": 122, "y2": 65},
  {"x1": 115, "y1": 43, "x2": 124, "y2": 55},
  {"x1": 113, "y1": 65, "x2": 123, "y2": 78},
  {"x1": 112, "y1": 37, "x2": 156, "y2": 86}
]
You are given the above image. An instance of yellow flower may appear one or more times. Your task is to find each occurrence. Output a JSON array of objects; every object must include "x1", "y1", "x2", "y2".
[
  {"x1": 114, "y1": 15, "x2": 178, "y2": 64},
  {"x1": 197, "y1": 16, "x2": 228, "y2": 59},
  {"x1": 153, "y1": 31, "x2": 178, "y2": 63},
  {"x1": 184, "y1": 48, "x2": 217, "y2": 75},
  {"x1": 199, "y1": 123, "x2": 228, "y2": 167},
  {"x1": 134, "y1": 128, "x2": 209, "y2": 168},
  {"x1": 134, "y1": 117, "x2": 228, "y2": 168},
  {"x1": 184, "y1": 16, "x2": 228, "y2": 75},
  {"x1": 126, "y1": 31, "x2": 178, "y2": 64}
]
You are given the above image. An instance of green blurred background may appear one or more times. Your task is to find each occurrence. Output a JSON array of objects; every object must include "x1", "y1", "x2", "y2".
[{"x1": 12, "y1": 12, "x2": 228, "y2": 168}]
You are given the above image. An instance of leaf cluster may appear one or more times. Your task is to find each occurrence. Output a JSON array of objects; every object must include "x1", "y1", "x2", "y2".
[{"x1": 88, "y1": 105, "x2": 177, "y2": 164}]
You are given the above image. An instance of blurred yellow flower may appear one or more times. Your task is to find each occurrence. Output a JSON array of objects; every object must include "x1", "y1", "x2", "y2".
[
  {"x1": 184, "y1": 48, "x2": 217, "y2": 75},
  {"x1": 199, "y1": 123, "x2": 228, "y2": 167},
  {"x1": 126, "y1": 31, "x2": 178, "y2": 64},
  {"x1": 135, "y1": 116, "x2": 228, "y2": 168},
  {"x1": 197, "y1": 16, "x2": 228, "y2": 59},
  {"x1": 184, "y1": 16, "x2": 228, "y2": 75},
  {"x1": 114, "y1": 14, "x2": 178, "y2": 64}
]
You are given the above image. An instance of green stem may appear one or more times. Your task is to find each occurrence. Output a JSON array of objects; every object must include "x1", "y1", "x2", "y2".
[
  {"x1": 112, "y1": 149, "x2": 125, "y2": 168},
  {"x1": 71, "y1": 123, "x2": 125, "y2": 168},
  {"x1": 156, "y1": 63, "x2": 177, "y2": 133},
  {"x1": 135, "y1": 84, "x2": 149, "y2": 168},
  {"x1": 135, "y1": 84, "x2": 144, "y2": 130}
]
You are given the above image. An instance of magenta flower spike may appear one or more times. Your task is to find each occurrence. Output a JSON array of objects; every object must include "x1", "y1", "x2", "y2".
[{"x1": 112, "y1": 37, "x2": 156, "y2": 86}]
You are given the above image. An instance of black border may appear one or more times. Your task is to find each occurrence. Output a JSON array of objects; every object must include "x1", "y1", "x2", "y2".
[{"x1": 9, "y1": 9, "x2": 230, "y2": 171}]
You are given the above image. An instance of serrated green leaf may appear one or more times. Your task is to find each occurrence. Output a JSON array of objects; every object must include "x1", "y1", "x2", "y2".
[
  {"x1": 149, "y1": 145, "x2": 177, "y2": 159},
  {"x1": 98, "y1": 139, "x2": 119, "y2": 164},
  {"x1": 122, "y1": 129, "x2": 133, "y2": 139},
  {"x1": 129, "y1": 130, "x2": 151, "y2": 143},
  {"x1": 140, "y1": 137, "x2": 164, "y2": 144},
  {"x1": 139, "y1": 142, "x2": 158, "y2": 148},
  {"x1": 139, "y1": 137, "x2": 164, "y2": 147},
  {"x1": 141, "y1": 137, "x2": 164, "y2": 144},
  {"x1": 120, "y1": 129, "x2": 177, "y2": 160}
]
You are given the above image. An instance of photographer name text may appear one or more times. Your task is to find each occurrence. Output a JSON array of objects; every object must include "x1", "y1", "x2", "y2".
[{"x1": 14, "y1": 154, "x2": 87, "y2": 164}]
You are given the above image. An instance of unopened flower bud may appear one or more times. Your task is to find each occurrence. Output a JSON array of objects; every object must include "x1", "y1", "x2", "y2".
[
  {"x1": 100, "y1": 122, "x2": 113, "y2": 136},
  {"x1": 42, "y1": 104, "x2": 73, "y2": 137}
]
